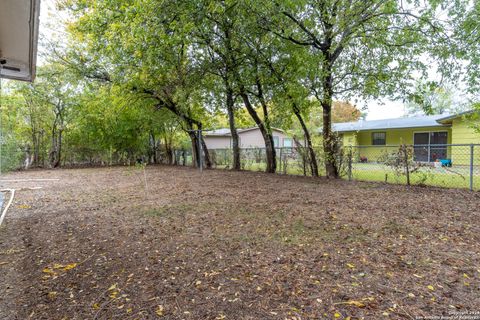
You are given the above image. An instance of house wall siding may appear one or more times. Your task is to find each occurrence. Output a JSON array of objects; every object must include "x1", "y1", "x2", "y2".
[
  {"x1": 338, "y1": 117, "x2": 480, "y2": 166},
  {"x1": 341, "y1": 132, "x2": 358, "y2": 147},
  {"x1": 239, "y1": 129, "x2": 291, "y2": 148},
  {"x1": 451, "y1": 118, "x2": 480, "y2": 165},
  {"x1": 341, "y1": 126, "x2": 452, "y2": 162},
  {"x1": 356, "y1": 126, "x2": 451, "y2": 145},
  {"x1": 204, "y1": 136, "x2": 231, "y2": 149},
  {"x1": 203, "y1": 128, "x2": 295, "y2": 150}
]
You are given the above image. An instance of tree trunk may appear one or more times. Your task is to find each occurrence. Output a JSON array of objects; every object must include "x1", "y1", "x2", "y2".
[
  {"x1": 292, "y1": 103, "x2": 319, "y2": 177},
  {"x1": 225, "y1": 79, "x2": 240, "y2": 170},
  {"x1": 149, "y1": 131, "x2": 157, "y2": 164},
  {"x1": 50, "y1": 126, "x2": 58, "y2": 168},
  {"x1": 164, "y1": 137, "x2": 173, "y2": 165},
  {"x1": 186, "y1": 126, "x2": 212, "y2": 169},
  {"x1": 162, "y1": 103, "x2": 211, "y2": 168},
  {"x1": 320, "y1": 60, "x2": 339, "y2": 179},
  {"x1": 32, "y1": 131, "x2": 39, "y2": 167},
  {"x1": 253, "y1": 78, "x2": 276, "y2": 173},
  {"x1": 188, "y1": 130, "x2": 199, "y2": 168},
  {"x1": 54, "y1": 129, "x2": 62, "y2": 168},
  {"x1": 222, "y1": 24, "x2": 241, "y2": 170},
  {"x1": 254, "y1": 79, "x2": 277, "y2": 174},
  {"x1": 321, "y1": 101, "x2": 338, "y2": 178},
  {"x1": 199, "y1": 132, "x2": 212, "y2": 169},
  {"x1": 238, "y1": 90, "x2": 276, "y2": 173}
]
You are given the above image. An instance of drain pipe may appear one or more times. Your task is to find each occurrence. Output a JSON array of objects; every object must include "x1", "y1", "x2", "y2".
[{"x1": 0, "y1": 189, "x2": 15, "y2": 227}]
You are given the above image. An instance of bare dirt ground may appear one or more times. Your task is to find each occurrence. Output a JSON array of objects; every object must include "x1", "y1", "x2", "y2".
[{"x1": 0, "y1": 165, "x2": 479, "y2": 320}]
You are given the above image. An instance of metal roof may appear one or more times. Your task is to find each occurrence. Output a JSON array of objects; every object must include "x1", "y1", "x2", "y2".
[
  {"x1": 332, "y1": 114, "x2": 450, "y2": 132},
  {"x1": 436, "y1": 110, "x2": 478, "y2": 123},
  {"x1": 0, "y1": 0, "x2": 41, "y2": 82},
  {"x1": 203, "y1": 128, "x2": 232, "y2": 136}
]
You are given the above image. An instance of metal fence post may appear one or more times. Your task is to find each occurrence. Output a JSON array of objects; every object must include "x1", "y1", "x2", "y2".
[
  {"x1": 198, "y1": 130, "x2": 203, "y2": 173},
  {"x1": 347, "y1": 147, "x2": 352, "y2": 181},
  {"x1": 470, "y1": 144, "x2": 474, "y2": 191},
  {"x1": 279, "y1": 147, "x2": 283, "y2": 174}
]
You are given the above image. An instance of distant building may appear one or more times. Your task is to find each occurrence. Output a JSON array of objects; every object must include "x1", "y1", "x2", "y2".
[{"x1": 203, "y1": 127, "x2": 296, "y2": 149}]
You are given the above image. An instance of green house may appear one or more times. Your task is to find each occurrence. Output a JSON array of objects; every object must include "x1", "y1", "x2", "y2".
[{"x1": 334, "y1": 111, "x2": 480, "y2": 166}]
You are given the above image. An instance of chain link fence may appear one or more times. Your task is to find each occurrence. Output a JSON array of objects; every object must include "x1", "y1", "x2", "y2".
[
  {"x1": 347, "y1": 144, "x2": 479, "y2": 190},
  {"x1": 2, "y1": 141, "x2": 479, "y2": 190},
  {"x1": 202, "y1": 144, "x2": 480, "y2": 191},
  {"x1": 0, "y1": 143, "x2": 25, "y2": 174},
  {"x1": 0, "y1": 144, "x2": 192, "y2": 172}
]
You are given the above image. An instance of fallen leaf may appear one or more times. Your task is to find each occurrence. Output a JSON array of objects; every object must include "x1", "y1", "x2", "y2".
[
  {"x1": 155, "y1": 305, "x2": 165, "y2": 316},
  {"x1": 42, "y1": 267, "x2": 56, "y2": 275},
  {"x1": 334, "y1": 300, "x2": 366, "y2": 308},
  {"x1": 347, "y1": 300, "x2": 366, "y2": 308},
  {"x1": 47, "y1": 292, "x2": 57, "y2": 300},
  {"x1": 62, "y1": 263, "x2": 77, "y2": 271}
]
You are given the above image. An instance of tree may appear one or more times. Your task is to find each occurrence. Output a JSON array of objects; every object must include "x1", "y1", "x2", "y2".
[
  {"x1": 13, "y1": 85, "x2": 50, "y2": 167},
  {"x1": 265, "y1": 0, "x2": 456, "y2": 178},
  {"x1": 192, "y1": 1, "x2": 243, "y2": 170},
  {"x1": 192, "y1": 0, "x2": 279, "y2": 173},
  {"x1": 61, "y1": 0, "x2": 214, "y2": 169},
  {"x1": 449, "y1": 1, "x2": 480, "y2": 96},
  {"x1": 255, "y1": 38, "x2": 321, "y2": 176},
  {"x1": 332, "y1": 101, "x2": 362, "y2": 122},
  {"x1": 13, "y1": 64, "x2": 78, "y2": 168},
  {"x1": 405, "y1": 80, "x2": 455, "y2": 115}
]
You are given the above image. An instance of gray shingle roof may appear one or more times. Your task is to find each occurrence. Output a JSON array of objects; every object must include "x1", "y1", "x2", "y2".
[{"x1": 332, "y1": 114, "x2": 450, "y2": 132}]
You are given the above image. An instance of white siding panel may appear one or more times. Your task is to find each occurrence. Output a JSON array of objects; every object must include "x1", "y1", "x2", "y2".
[{"x1": 204, "y1": 136, "x2": 231, "y2": 149}]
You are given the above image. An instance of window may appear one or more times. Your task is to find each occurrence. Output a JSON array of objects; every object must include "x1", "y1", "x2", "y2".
[
  {"x1": 372, "y1": 132, "x2": 386, "y2": 145},
  {"x1": 283, "y1": 138, "x2": 293, "y2": 148},
  {"x1": 273, "y1": 136, "x2": 279, "y2": 147},
  {"x1": 413, "y1": 131, "x2": 448, "y2": 162}
]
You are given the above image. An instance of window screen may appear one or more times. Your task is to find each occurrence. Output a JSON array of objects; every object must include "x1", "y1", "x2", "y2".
[
  {"x1": 372, "y1": 132, "x2": 386, "y2": 145},
  {"x1": 283, "y1": 138, "x2": 292, "y2": 147},
  {"x1": 273, "y1": 136, "x2": 279, "y2": 147}
]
